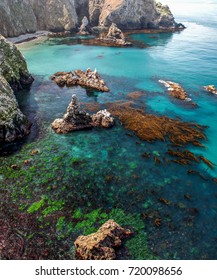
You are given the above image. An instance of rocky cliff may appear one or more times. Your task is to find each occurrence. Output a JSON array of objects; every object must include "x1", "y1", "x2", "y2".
[
  {"x1": 0, "y1": 0, "x2": 180, "y2": 37},
  {"x1": 0, "y1": 35, "x2": 33, "y2": 142}
]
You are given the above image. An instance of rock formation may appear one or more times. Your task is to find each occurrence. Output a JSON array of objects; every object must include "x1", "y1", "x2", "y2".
[
  {"x1": 159, "y1": 80, "x2": 190, "y2": 101},
  {"x1": 78, "y1": 16, "x2": 91, "y2": 35},
  {"x1": 204, "y1": 85, "x2": 217, "y2": 95},
  {"x1": 0, "y1": 35, "x2": 33, "y2": 142},
  {"x1": 74, "y1": 219, "x2": 132, "y2": 260},
  {"x1": 51, "y1": 95, "x2": 114, "y2": 134},
  {"x1": 99, "y1": 23, "x2": 132, "y2": 46},
  {"x1": 92, "y1": 109, "x2": 115, "y2": 128},
  {"x1": 51, "y1": 68, "x2": 109, "y2": 92},
  {"x1": 0, "y1": 0, "x2": 183, "y2": 38}
]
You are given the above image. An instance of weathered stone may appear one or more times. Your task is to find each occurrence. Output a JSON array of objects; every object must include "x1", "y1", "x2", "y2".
[
  {"x1": 0, "y1": 35, "x2": 33, "y2": 143},
  {"x1": 74, "y1": 219, "x2": 132, "y2": 260},
  {"x1": 51, "y1": 68, "x2": 109, "y2": 92},
  {"x1": 159, "y1": 80, "x2": 190, "y2": 100},
  {"x1": 99, "y1": 23, "x2": 132, "y2": 46},
  {"x1": 204, "y1": 85, "x2": 217, "y2": 95},
  {"x1": 92, "y1": 109, "x2": 115, "y2": 128},
  {"x1": 78, "y1": 16, "x2": 91, "y2": 35}
]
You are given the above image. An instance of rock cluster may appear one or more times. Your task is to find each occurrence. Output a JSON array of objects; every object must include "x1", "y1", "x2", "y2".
[
  {"x1": 0, "y1": 35, "x2": 33, "y2": 143},
  {"x1": 159, "y1": 80, "x2": 190, "y2": 101},
  {"x1": 99, "y1": 23, "x2": 132, "y2": 46},
  {"x1": 204, "y1": 85, "x2": 217, "y2": 95},
  {"x1": 51, "y1": 68, "x2": 109, "y2": 92},
  {"x1": 51, "y1": 94, "x2": 114, "y2": 134},
  {"x1": 74, "y1": 219, "x2": 132, "y2": 260},
  {"x1": 0, "y1": 0, "x2": 182, "y2": 38}
]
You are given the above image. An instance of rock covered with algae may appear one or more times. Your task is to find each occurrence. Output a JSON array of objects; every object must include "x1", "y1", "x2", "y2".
[{"x1": 74, "y1": 219, "x2": 132, "y2": 260}]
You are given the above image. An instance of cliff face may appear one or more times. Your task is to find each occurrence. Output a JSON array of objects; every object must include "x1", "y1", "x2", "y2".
[
  {"x1": 0, "y1": 0, "x2": 179, "y2": 37},
  {"x1": 0, "y1": 35, "x2": 33, "y2": 142}
]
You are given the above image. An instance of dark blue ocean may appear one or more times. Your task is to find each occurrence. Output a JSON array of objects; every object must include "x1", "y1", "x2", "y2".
[{"x1": 1, "y1": 1, "x2": 217, "y2": 259}]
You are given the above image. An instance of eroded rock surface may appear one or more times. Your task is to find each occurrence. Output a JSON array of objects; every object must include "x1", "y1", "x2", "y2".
[
  {"x1": 0, "y1": 35, "x2": 33, "y2": 142},
  {"x1": 78, "y1": 16, "x2": 91, "y2": 35},
  {"x1": 74, "y1": 219, "x2": 132, "y2": 260},
  {"x1": 51, "y1": 95, "x2": 114, "y2": 134},
  {"x1": 99, "y1": 23, "x2": 132, "y2": 46},
  {"x1": 51, "y1": 68, "x2": 109, "y2": 92},
  {"x1": 159, "y1": 80, "x2": 190, "y2": 101},
  {"x1": 204, "y1": 85, "x2": 217, "y2": 95}
]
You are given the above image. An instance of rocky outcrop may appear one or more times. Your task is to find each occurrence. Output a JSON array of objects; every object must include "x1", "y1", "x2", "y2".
[
  {"x1": 78, "y1": 16, "x2": 91, "y2": 35},
  {"x1": 204, "y1": 85, "x2": 217, "y2": 95},
  {"x1": 0, "y1": 75, "x2": 31, "y2": 142},
  {"x1": 0, "y1": 35, "x2": 34, "y2": 91},
  {"x1": 51, "y1": 68, "x2": 109, "y2": 92},
  {"x1": 74, "y1": 219, "x2": 132, "y2": 260},
  {"x1": 0, "y1": 35, "x2": 33, "y2": 142},
  {"x1": 0, "y1": 0, "x2": 182, "y2": 38},
  {"x1": 51, "y1": 95, "x2": 114, "y2": 134},
  {"x1": 92, "y1": 110, "x2": 115, "y2": 128},
  {"x1": 159, "y1": 80, "x2": 190, "y2": 101},
  {"x1": 99, "y1": 23, "x2": 132, "y2": 46},
  {"x1": 98, "y1": 0, "x2": 179, "y2": 30}
]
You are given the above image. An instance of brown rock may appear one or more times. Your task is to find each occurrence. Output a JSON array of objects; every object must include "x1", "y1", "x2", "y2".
[
  {"x1": 92, "y1": 109, "x2": 115, "y2": 128},
  {"x1": 159, "y1": 80, "x2": 190, "y2": 100},
  {"x1": 74, "y1": 219, "x2": 132, "y2": 260},
  {"x1": 204, "y1": 85, "x2": 217, "y2": 95}
]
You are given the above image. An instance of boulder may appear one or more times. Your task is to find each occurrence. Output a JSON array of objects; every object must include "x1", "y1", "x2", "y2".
[
  {"x1": 204, "y1": 85, "x2": 217, "y2": 95},
  {"x1": 92, "y1": 109, "x2": 115, "y2": 128},
  {"x1": 159, "y1": 80, "x2": 190, "y2": 101},
  {"x1": 74, "y1": 219, "x2": 132, "y2": 260}
]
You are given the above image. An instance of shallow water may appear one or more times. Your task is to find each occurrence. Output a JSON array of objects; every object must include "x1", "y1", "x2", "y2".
[{"x1": 1, "y1": 3, "x2": 217, "y2": 259}]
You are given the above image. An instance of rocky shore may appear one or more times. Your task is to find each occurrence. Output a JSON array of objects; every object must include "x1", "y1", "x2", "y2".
[
  {"x1": 51, "y1": 68, "x2": 110, "y2": 92},
  {"x1": 0, "y1": 35, "x2": 33, "y2": 143},
  {"x1": 51, "y1": 94, "x2": 114, "y2": 134}
]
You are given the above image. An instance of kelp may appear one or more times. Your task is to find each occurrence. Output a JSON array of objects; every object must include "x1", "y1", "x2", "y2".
[{"x1": 107, "y1": 102, "x2": 206, "y2": 146}]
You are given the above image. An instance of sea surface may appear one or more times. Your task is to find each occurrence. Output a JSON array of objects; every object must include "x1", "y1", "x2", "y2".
[{"x1": 0, "y1": 2, "x2": 217, "y2": 259}]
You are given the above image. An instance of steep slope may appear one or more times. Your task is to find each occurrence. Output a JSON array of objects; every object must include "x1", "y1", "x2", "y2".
[{"x1": 0, "y1": 35, "x2": 33, "y2": 142}]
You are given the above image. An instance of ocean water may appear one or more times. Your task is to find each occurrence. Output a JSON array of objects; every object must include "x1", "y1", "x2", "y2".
[{"x1": 1, "y1": 2, "x2": 217, "y2": 259}]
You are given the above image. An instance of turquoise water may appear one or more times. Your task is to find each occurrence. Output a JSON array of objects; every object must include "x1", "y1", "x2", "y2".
[{"x1": 1, "y1": 3, "x2": 217, "y2": 259}]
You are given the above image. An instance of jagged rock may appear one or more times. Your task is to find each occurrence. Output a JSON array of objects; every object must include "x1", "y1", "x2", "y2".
[
  {"x1": 74, "y1": 219, "x2": 132, "y2": 260},
  {"x1": 92, "y1": 109, "x2": 115, "y2": 128},
  {"x1": 51, "y1": 95, "x2": 114, "y2": 134},
  {"x1": 78, "y1": 16, "x2": 91, "y2": 35},
  {"x1": 204, "y1": 85, "x2": 217, "y2": 95},
  {"x1": 99, "y1": 23, "x2": 132, "y2": 46},
  {"x1": 51, "y1": 68, "x2": 109, "y2": 92},
  {"x1": 51, "y1": 94, "x2": 92, "y2": 133},
  {"x1": 0, "y1": 35, "x2": 33, "y2": 142},
  {"x1": 98, "y1": 0, "x2": 179, "y2": 30},
  {"x1": 0, "y1": 35, "x2": 34, "y2": 91},
  {"x1": 159, "y1": 80, "x2": 190, "y2": 101},
  {"x1": 0, "y1": 75, "x2": 31, "y2": 142},
  {"x1": 0, "y1": 1, "x2": 182, "y2": 38}
]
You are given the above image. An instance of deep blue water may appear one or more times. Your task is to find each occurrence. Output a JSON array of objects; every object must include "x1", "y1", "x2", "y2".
[{"x1": 1, "y1": 2, "x2": 217, "y2": 259}]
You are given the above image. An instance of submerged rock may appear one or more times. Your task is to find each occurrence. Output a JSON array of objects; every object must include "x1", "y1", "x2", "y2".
[
  {"x1": 74, "y1": 219, "x2": 132, "y2": 260},
  {"x1": 204, "y1": 85, "x2": 217, "y2": 95},
  {"x1": 0, "y1": 35, "x2": 33, "y2": 143},
  {"x1": 159, "y1": 80, "x2": 190, "y2": 101},
  {"x1": 99, "y1": 23, "x2": 132, "y2": 47},
  {"x1": 51, "y1": 95, "x2": 114, "y2": 134},
  {"x1": 51, "y1": 68, "x2": 109, "y2": 92}
]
